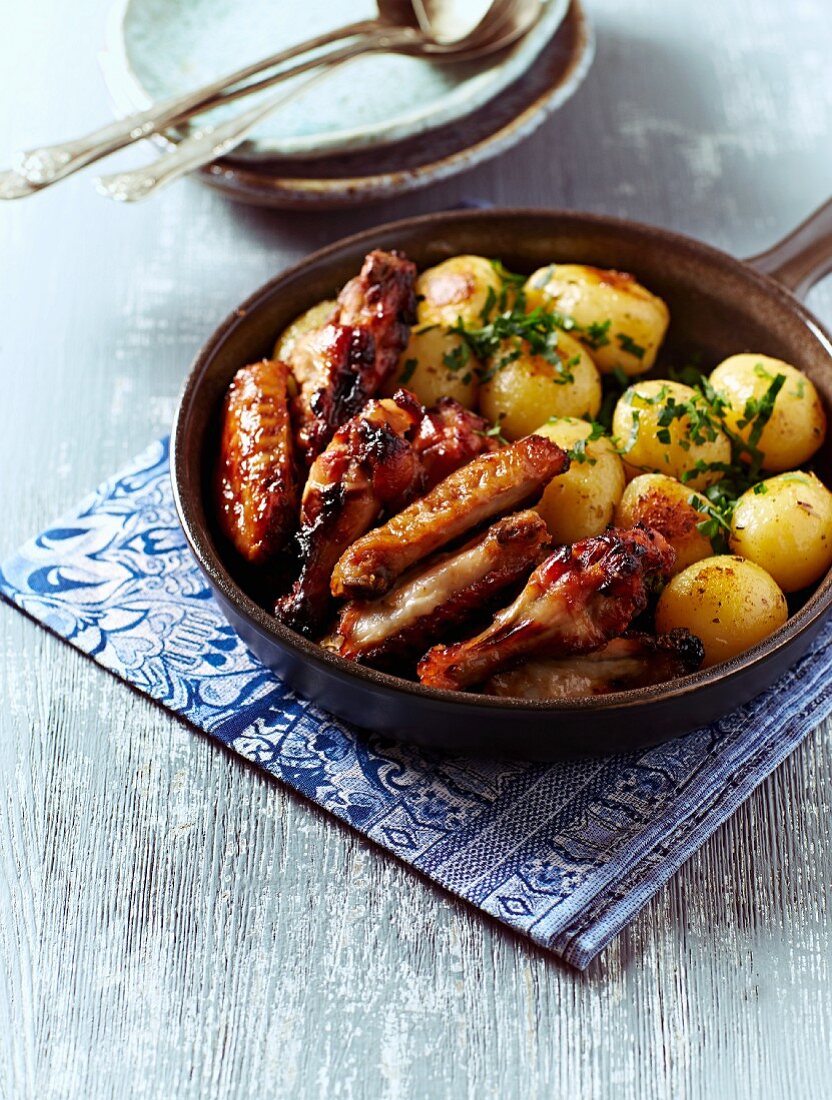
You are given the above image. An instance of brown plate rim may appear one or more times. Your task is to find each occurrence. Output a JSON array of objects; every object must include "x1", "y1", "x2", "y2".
[{"x1": 171, "y1": 206, "x2": 832, "y2": 714}]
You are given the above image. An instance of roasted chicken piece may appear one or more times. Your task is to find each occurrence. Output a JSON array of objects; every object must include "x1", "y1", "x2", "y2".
[
  {"x1": 290, "y1": 250, "x2": 417, "y2": 461},
  {"x1": 215, "y1": 358, "x2": 298, "y2": 565},
  {"x1": 275, "y1": 390, "x2": 423, "y2": 635},
  {"x1": 484, "y1": 630, "x2": 704, "y2": 699},
  {"x1": 328, "y1": 510, "x2": 550, "y2": 664},
  {"x1": 410, "y1": 396, "x2": 499, "y2": 491},
  {"x1": 331, "y1": 434, "x2": 569, "y2": 601},
  {"x1": 417, "y1": 526, "x2": 675, "y2": 691}
]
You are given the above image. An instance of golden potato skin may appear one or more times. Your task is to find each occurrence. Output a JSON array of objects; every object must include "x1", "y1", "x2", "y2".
[
  {"x1": 479, "y1": 331, "x2": 602, "y2": 440},
  {"x1": 533, "y1": 419, "x2": 626, "y2": 541},
  {"x1": 612, "y1": 379, "x2": 731, "y2": 489},
  {"x1": 416, "y1": 255, "x2": 503, "y2": 328},
  {"x1": 729, "y1": 471, "x2": 832, "y2": 592},
  {"x1": 615, "y1": 473, "x2": 712, "y2": 575},
  {"x1": 525, "y1": 263, "x2": 669, "y2": 376},
  {"x1": 655, "y1": 555, "x2": 788, "y2": 668},
  {"x1": 709, "y1": 353, "x2": 826, "y2": 472},
  {"x1": 382, "y1": 325, "x2": 479, "y2": 409},
  {"x1": 273, "y1": 299, "x2": 337, "y2": 362}
]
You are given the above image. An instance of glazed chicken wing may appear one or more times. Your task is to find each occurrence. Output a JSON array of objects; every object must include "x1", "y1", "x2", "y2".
[
  {"x1": 331, "y1": 434, "x2": 568, "y2": 601},
  {"x1": 215, "y1": 358, "x2": 298, "y2": 565},
  {"x1": 484, "y1": 629, "x2": 704, "y2": 699},
  {"x1": 328, "y1": 510, "x2": 550, "y2": 664},
  {"x1": 410, "y1": 396, "x2": 499, "y2": 491},
  {"x1": 417, "y1": 527, "x2": 675, "y2": 691},
  {"x1": 275, "y1": 390, "x2": 423, "y2": 635},
  {"x1": 290, "y1": 250, "x2": 417, "y2": 461}
]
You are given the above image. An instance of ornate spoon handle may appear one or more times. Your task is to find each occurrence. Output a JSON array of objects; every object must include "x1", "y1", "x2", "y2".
[{"x1": 96, "y1": 29, "x2": 421, "y2": 203}]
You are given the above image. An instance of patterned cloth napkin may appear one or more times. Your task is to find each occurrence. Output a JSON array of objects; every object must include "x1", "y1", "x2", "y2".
[{"x1": 2, "y1": 437, "x2": 831, "y2": 968}]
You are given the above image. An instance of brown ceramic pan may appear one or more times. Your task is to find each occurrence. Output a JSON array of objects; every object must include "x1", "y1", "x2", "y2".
[{"x1": 171, "y1": 203, "x2": 832, "y2": 759}]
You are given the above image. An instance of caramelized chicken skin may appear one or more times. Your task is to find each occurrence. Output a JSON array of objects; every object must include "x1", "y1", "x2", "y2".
[
  {"x1": 331, "y1": 434, "x2": 569, "y2": 601},
  {"x1": 275, "y1": 390, "x2": 423, "y2": 635},
  {"x1": 410, "y1": 396, "x2": 499, "y2": 491},
  {"x1": 215, "y1": 358, "x2": 298, "y2": 565},
  {"x1": 328, "y1": 510, "x2": 550, "y2": 663},
  {"x1": 275, "y1": 391, "x2": 499, "y2": 635},
  {"x1": 485, "y1": 629, "x2": 704, "y2": 699},
  {"x1": 290, "y1": 250, "x2": 417, "y2": 461},
  {"x1": 417, "y1": 526, "x2": 675, "y2": 691}
]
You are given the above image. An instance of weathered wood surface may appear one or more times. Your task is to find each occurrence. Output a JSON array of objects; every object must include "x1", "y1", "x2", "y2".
[{"x1": 1, "y1": 1, "x2": 831, "y2": 1097}]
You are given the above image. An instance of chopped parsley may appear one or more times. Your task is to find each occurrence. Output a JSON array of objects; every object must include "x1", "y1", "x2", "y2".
[
  {"x1": 490, "y1": 259, "x2": 526, "y2": 288},
  {"x1": 689, "y1": 479, "x2": 737, "y2": 550},
  {"x1": 616, "y1": 332, "x2": 646, "y2": 359},
  {"x1": 399, "y1": 357, "x2": 418, "y2": 385},
  {"x1": 563, "y1": 421, "x2": 607, "y2": 466},
  {"x1": 479, "y1": 416, "x2": 510, "y2": 446},
  {"x1": 736, "y1": 372, "x2": 786, "y2": 465},
  {"x1": 449, "y1": 301, "x2": 575, "y2": 386},
  {"x1": 583, "y1": 319, "x2": 612, "y2": 350},
  {"x1": 441, "y1": 341, "x2": 471, "y2": 374}
]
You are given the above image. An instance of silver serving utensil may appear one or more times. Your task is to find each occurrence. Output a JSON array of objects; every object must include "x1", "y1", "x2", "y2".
[
  {"x1": 2, "y1": 1, "x2": 418, "y2": 196},
  {"x1": 96, "y1": 0, "x2": 541, "y2": 203}
]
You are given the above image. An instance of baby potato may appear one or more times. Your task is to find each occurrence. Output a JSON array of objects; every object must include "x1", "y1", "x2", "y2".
[
  {"x1": 416, "y1": 255, "x2": 504, "y2": 328},
  {"x1": 525, "y1": 263, "x2": 669, "y2": 376},
  {"x1": 479, "y1": 330, "x2": 602, "y2": 440},
  {"x1": 612, "y1": 379, "x2": 731, "y2": 489},
  {"x1": 382, "y1": 325, "x2": 479, "y2": 408},
  {"x1": 709, "y1": 353, "x2": 826, "y2": 472},
  {"x1": 273, "y1": 299, "x2": 337, "y2": 361},
  {"x1": 615, "y1": 473, "x2": 712, "y2": 575},
  {"x1": 729, "y1": 471, "x2": 832, "y2": 592},
  {"x1": 533, "y1": 418, "x2": 626, "y2": 541},
  {"x1": 655, "y1": 555, "x2": 788, "y2": 668}
]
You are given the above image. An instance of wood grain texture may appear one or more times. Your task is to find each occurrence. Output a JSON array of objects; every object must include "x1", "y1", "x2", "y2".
[{"x1": 1, "y1": 0, "x2": 831, "y2": 1097}]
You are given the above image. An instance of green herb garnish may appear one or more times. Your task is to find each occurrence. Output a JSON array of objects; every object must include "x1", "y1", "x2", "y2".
[
  {"x1": 399, "y1": 358, "x2": 418, "y2": 385},
  {"x1": 582, "y1": 319, "x2": 612, "y2": 350},
  {"x1": 616, "y1": 333, "x2": 646, "y2": 359}
]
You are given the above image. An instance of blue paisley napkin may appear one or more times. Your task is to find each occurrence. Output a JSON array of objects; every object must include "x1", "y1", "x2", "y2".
[{"x1": 2, "y1": 437, "x2": 831, "y2": 968}]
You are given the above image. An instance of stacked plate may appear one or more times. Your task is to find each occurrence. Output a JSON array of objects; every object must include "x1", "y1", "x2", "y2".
[{"x1": 102, "y1": 0, "x2": 594, "y2": 208}]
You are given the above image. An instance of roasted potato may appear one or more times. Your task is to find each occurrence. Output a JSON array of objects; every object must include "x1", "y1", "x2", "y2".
[
  {"x1": 729, "y1": 471, "x2": 832, "y2": 592},
  {"x1": 615, "y1": 473, "x2": 712, "y2": 575},
  {"x1": 709, "y1": 353, "x2": 826, "y2": 472},
  {"x1": 612, "y1": 379, "x2": 731, "y2": 489},
  {"x1": 416, "y1": 255, "x2": 504, "y2": 328},
  {"x1": 383, "y1": 324, "x2": 479, "y2": 409},
  {"x1": 533, "y1": 418, "x2": 626, "y2": 541},
  {"x1": 655, "y1": 555, "x2": 788, "y2": 668},
  {"x1": 524, "y1": 263, "x2": 669, "y2": 376},
  {"x1": 273, "y1": 299, "x2": 337, "y2": 362},
  {"x1": 479, "y1": 330, "x2": 602, "y2": 439}
]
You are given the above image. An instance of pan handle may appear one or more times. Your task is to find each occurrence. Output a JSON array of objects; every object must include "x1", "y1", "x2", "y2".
[{"x1": 746, "y1": 197, "x2": 832, "y2": 300}]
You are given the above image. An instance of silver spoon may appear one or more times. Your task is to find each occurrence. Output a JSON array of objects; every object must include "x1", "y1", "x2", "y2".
[
  {"x1": 96, "y1": 0, "x2": 540, "y2": 203},
  {"x1": 0, "y1": 1, "x2": 420, "y2": 198}
]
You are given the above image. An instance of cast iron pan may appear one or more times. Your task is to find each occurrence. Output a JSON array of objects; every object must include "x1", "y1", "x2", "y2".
[{"x1": 171, "y1": 203, "x2": 832, "y2": 759}]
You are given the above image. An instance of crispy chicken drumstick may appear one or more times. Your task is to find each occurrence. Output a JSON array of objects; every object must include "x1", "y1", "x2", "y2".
[
  {"x1": 215, "y1": 358, "x2": 298, "y2": 564},
  {"x1": 417, "y1": 527, "x2": 675, "y2": 691},
  {"x1": 331, "y1": 434, "x2": 569, "y2": 601},
  {"x1": 484, "y1": 630, "x2": 704, "y2": 699},
  {"x1": 290, "y1": 250, "x2": 417, "y2": 462},
  {"x1": 328, "y1": 510, "x2": 550, "y2": 664}
]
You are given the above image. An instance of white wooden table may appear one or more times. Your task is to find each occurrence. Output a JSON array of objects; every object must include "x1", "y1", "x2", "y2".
[{"x1": 2, "y1": 2, "x2": 831, "y2": 1097}]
